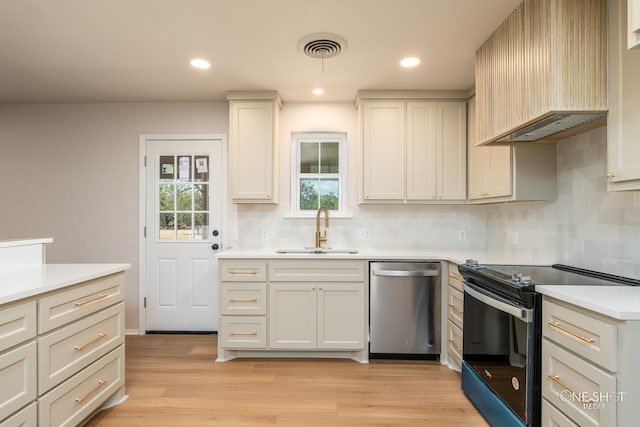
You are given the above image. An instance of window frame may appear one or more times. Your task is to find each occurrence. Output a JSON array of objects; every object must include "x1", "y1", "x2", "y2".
[{"x1": 290, "y1": 132, "x2": 348, "y2": 218}]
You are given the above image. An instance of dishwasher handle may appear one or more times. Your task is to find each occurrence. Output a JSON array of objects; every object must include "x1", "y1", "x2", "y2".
[{"x1": 372, "y1": 269, "x2": 440, "y2": 277}]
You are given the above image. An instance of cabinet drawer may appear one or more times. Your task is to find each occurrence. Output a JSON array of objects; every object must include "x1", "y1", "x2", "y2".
[
  {"x1": 269, "y1": 260, "x2": 365, "y2": 282},
  {"x1": 542, "y1": 339, "x2": 616, "y2": 427},
  {"x1": 38, "y1": 303, "x2": 124, "y2": 393},
  {"x1": 38, "y1": 272, "x2": 125, "y2": 334},
  {"x1": 0, "y1": 401, "x2": 37, "y2": 427},
  {"x1": 448, "y1": 285, "x2": 464, "y2": 328},
  {"x1": 219, "y1": 260, "x2": 267, "y2": 282},
  {"x1": 541, "y1": 398, "x2": 579, "y2": 427},
  {"x1": 0, "y1": 300, "x2": 36, "y2": 353},
  {"x1": 0, "y1": 341, "x2": 36, "y2": 422},
  {"x1": 543, "y1": 298, "x2": 617, "y2": 371},
  {"x1": 220, "y1": 316, "x2": 267, "y2": 349},
  {"x1": 448, "y1": 263, "x2": 463, "y2": 291},
  {"x1": 39, "y1": 345, "x2": 125, "y2": 427},
  {"x1": 447, "y1": 320, "x2": 462, "y2": 372},
  {"x1": 220, "y1": 283, "x2": 267, "y2": 315}
]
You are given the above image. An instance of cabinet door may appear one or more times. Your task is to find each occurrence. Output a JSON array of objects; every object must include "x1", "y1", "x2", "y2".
[
  {"x1": 438, "y1": 102, "x2": 467, "y2": 200},
  {"x1": 317, "y1": 283, "x2": 365, "y2": 350},
  {"x1": 485, "y1": 145, "x2": 512, "y2": 198},
  {"x1": 268, "y1": 283, "x2": 316, "y2": 349},
  {"x1": 608, "y1": 0, "x2": 640, "y2": 190},
  {"x1": 361, "y1": 101, "x2": 406, "y2": 201},
  {"x1": 229, "y1": 100, "x2": 277, "y2": 202},
  {"x1": 406, "y1": 101, "x2": 437, "y2": 200}
]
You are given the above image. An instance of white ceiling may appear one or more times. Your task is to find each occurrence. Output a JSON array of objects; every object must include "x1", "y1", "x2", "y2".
[{"x1": 0, "y1": 0, "x2": 521, "y2": 103}]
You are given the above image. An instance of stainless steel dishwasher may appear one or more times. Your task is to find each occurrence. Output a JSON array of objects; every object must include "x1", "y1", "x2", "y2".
[{"x1": 369, "y1": 261, "x2": 441, "y2": 359}]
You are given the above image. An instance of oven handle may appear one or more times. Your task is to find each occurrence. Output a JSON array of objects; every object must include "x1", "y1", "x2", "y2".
[{"x1": 463, "y1": 282, "x2": 534, "y2": 323}]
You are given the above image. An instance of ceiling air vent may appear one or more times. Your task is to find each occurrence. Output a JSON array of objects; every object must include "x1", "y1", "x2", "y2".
[{"x1": 298, "y1": 33, "x2": 348, "y2": 60}]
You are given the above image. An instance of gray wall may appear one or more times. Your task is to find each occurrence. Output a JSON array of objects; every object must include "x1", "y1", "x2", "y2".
[{"x1": 0, "y1": 103, "x2": 228, "y2": 330}]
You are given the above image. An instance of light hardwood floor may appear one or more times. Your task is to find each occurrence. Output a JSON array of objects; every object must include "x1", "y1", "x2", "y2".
[{"x1": 85, "y1": 334, "x2": 488, "y2": 426}]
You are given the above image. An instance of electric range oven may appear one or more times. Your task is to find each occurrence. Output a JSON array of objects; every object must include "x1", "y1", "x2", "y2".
[{"x1": 458, "y1": 261, "x2": 639, "y2": 427}]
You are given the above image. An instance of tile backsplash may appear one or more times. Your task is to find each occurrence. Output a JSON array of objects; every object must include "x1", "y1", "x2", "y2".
[{"x1": 486, "y1": 126, "x2": 640, "y2": 278}]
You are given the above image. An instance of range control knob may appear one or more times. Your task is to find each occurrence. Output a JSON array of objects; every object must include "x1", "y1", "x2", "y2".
[
  {"x1": 512, "y1": 272, "x2": 523, "y2": 282},
  {"x1": 521, "y1": 276, "x2": 532, "y2": 285},
  {"x1": 465, "y1": 259, "x2": 479, "y2": 267}
]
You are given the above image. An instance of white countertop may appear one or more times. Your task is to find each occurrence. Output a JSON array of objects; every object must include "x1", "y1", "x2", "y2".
[
  {"x1": 215, "y1": 247, "x2": 560, "y2": 266},
  {"x1": 537, "y1": 285, "x2": 640, "y2": 320},
  {"x1": 0, "y1": 237, "x2": 53, "y2": 248},
  {"x1": 0, "y1": 263, "x2": 131, "y2": 305}
]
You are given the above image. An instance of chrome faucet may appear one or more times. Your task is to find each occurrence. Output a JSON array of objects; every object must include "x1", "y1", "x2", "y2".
[{"x1": 315, "y1": 207, "x2": 329, "y2": 249}]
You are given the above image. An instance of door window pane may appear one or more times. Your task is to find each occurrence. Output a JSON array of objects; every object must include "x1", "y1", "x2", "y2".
[{"x1": 157, "y1": 154, "x2": 211, "y2": 241}]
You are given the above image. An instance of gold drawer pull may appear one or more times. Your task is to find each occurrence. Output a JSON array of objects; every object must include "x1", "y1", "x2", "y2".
[
  {"x1": 448, "y1": 304, "x2": 463, "y2": 314},
  {"x1": 75, "y1": 332, "x2": 108, "y2": 351},
  {"x1": 448, "y1": 338, "x2": 462, "y2": 353},
  {"x1": 229, "y1": 270, "x2": 258, "y2": 275},
  {"x1": 606, "y1": 173, "x2": 616, "y2": 178},
  {"x1": 75, "y1": 293, "x2": 108, "y2": 307},
  {"x1": 75, "y1": 378, "x2": 108, "y2": 403},
  {"x1": 547, "y1": 321, "x2": 595, "y2": 343},
  {"x1": 230, "y1": 331, "x2": 258, "y2": 336},
  {"x1": 547, "y1": 374, "x2": 593, "y2": 403},
  {"x1": 230, "y1": 298, "x2": 258, "y2": 303}
]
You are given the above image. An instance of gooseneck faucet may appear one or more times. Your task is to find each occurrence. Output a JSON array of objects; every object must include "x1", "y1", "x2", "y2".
[{"x1": 315, "y1": 207, "x2": 329, "y2": 249}]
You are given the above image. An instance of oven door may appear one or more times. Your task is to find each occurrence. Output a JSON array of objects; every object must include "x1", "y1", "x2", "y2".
[{"x1": 462, "y1": 282, "x2": 539, "y2": 427}]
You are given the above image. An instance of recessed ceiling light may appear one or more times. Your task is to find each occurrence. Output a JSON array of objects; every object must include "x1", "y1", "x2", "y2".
[
  {"x1": 400, "y1": 57, "x2": 420, "y2": 68},
  {"x1": 190, "y1": 58, "x2": 211, "y2": 69},
  {"x1": 312, "y1": 88, "x2": 324, "y2": 96}
]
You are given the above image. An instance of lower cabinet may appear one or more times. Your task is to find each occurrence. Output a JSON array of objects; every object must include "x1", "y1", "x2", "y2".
[
  {"x1": 446, "y1": 262, "x2": 464, "y2": 371},
  {"x1": 0, "y1": 271, "x2": 127, "y2": 427},
  {"x1": 218, "y1": 259, "x2": 368, "y2": 362},
  {"x1": 540, "y1": 296, "x2": 640, "y2": 427},
  {"x1": 269, "y1": 282, "x2": 365, "y2": 350}
]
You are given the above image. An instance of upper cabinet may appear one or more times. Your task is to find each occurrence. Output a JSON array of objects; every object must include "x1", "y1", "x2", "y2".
[
  {"x1": 358, "y1": 92, "x2": 467, "y2": 204},
  {"x1": 468, "y1": 96, "x2": 558, "y2": 203},
  {"x1": 607, "y1": 0, "x2": 640, "y2": 191},
  {"x1": 475, "y1": 0, "x2": 607, "y2": 145},
  {"x1": 629, "y1": 0, "x2": 640, "y2": 48},
  {"x1": 228, "y1": 91, "x2": 281, "y2": 203}
]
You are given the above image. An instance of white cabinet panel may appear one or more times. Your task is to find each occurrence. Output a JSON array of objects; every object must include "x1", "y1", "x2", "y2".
[{"x1": 0, "y1": 342, "x2": 36, "y2": 422}]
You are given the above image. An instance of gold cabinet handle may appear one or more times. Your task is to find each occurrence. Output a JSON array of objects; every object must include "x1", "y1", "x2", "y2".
[
  {"x1": 75, "y1": 293, "x2": 108, "y2": 307},
  {"x1": 75, "y1": 379, "x2": 108, "y2": 403},
  {"x1": 230, "y1": 298, "x2": 258, "y2": 303},
  {"x1": 230, "y1": 331, "x2": 258, "y2": 336},
  {"x1": 547, "y1": 321, "x2": 595, "y2": 343},
  {"x1": 606, "y1": 173, "x2": 616, "y2": 178},
  {"x1": 448, "y1": 304, "x2": 463, "y2": 315},
  {"x1": 448, "y1": 338, "x2": 462, "y2": 354},
  {"x1": 547, "y1": 374, "x2": 593, "y2": 403},
  {"x1": 228, "y1": 270, "x2": 258, "y2": 275},
  {"x1": 75, "y1": 332, "x2": 108, "y2": 351}
]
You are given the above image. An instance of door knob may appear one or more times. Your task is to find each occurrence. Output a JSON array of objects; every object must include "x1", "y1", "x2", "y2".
[{"x1": 211, "y1": 243, "x2": 219, "y2": 250}]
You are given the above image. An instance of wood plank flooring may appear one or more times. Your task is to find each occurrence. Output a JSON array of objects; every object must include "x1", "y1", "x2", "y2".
[{"x1": 84, "y1": 334, "x2": 488, "y2": 426}]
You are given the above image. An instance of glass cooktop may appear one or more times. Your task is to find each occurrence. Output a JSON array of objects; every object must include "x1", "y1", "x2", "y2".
[{"x1": 465, "y1": 263, "x2": 640, "y2": 288}]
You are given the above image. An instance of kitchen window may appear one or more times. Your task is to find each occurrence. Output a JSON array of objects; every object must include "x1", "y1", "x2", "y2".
[{"x1": 291, "y1": 132, "x2": 346, "y2": 217}]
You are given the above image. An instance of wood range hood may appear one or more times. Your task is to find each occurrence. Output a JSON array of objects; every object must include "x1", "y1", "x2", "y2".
[{"x1": 475, "y1": 0, "x2": 608, "y2": 145}]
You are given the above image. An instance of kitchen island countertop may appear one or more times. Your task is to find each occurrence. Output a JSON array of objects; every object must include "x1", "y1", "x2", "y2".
[
  {"x1": 536, "y1": 285, "x2": 640, "y2": 320},
  {"x1": 0, "y1": 263, "x2": 131, "y2": 305}
]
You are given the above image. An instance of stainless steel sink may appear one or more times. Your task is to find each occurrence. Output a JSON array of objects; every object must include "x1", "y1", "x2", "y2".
[{"x1": 275, "y1": 248, "x2": 359, "y2": 254}]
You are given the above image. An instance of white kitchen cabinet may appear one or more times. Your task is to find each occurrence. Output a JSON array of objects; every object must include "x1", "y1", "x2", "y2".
[
  {"x1": 358, "y1": 93, "x2": 467, "y2": 204},
  {"x1": 227, "y1": 91, "x2": 281, "y2": 203},
  {"x1": 268, "y1": 282, "x2": 365, "y2": 350},
  {"x1": 217, "y1": 258, "x2": 368, "y2": 362},
  {"x1": 218, "y1": 260, "x2": 268, "y2": 351},
  {"x1": 541, "y1": 296, "x2": 640, "y2": 427},
  {"x1": 629, "y1": 0, "x2": 640, "y2": 48},
  {"x1": 607, "y1": 0, "x2": 640, "y2": 190},
  {"x1": 467, "y1": 95, "x2": 557, "y2": 203},
  {"x1": 446, "y1": 263, "x2": 463, "y2": 372}
]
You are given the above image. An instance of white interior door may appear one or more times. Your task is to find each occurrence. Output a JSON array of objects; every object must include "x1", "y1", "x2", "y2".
[{"x1": 144, "y1": 137, "x2": 224, "y2": 332}]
